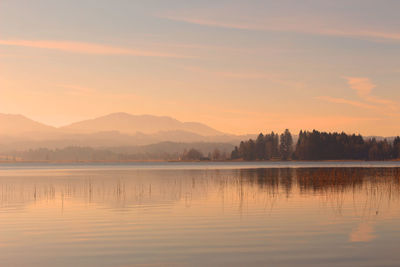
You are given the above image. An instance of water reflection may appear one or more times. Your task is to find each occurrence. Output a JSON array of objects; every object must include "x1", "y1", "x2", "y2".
[
  {"x1": 1, "y1": 168, "x2": 400, "y2": 215},
  {"x1": 0, "y1": 167, "x2": 400, "y2": 266}
]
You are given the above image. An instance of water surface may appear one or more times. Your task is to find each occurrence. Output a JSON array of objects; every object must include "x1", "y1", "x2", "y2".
[{"x1": 1, "y1": 162, "x2": 400, "y2": 266}]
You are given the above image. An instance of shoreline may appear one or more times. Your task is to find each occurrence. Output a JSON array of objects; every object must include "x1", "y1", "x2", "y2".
[{"x1": 1, "y1": 159, "x2": 400, "y2": 164}]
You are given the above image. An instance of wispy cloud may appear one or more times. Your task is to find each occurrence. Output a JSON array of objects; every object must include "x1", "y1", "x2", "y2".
[
  {"x1": 161, "y1": 16, "x2": 262, "y2": 31},
  {"x1": 55, "y1": 84, "x2": 97, "y2": 95},
  {"x1": 346, "y1": 77, "x2": 374, "y2": 98},
  {"x1": 318, "y1": 77, "x2": 398, "y2": 115},
  {"x1": 160, "y1": 15, "x2": 400, "y2": 42},
  {"x1": 315, "y1": 96, "x2": 376, "y2": 110},
  {"x1": 346, "y1": 77, "x2": 396, "y2": 107},
  {"x1": 182, "y1": 65, "x2": 305, "y2": 89},
  {"x1": 54, "y1": 83, "x2": 140, "y2": 99},
  {"x1": 0, "y1": 39, "x2": 187, "y2": 58}
]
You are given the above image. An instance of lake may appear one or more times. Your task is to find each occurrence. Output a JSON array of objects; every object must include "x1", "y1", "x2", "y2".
[{"x1": 1, "y1": 162, "x2": 400, "y2": 266}]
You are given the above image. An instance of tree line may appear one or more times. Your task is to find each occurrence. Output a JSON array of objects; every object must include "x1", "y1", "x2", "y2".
[
  {"x1": 3, "y1": 146, "x2": 230, "y2": 162},
  {"x1": 231, "y1": 129, "x2": 400, "y2": 161},
  {"x1": 181, "y1": 148, "x2": 229, "y2": 160}
]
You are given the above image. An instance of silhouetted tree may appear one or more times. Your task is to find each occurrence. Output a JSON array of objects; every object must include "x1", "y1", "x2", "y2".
[
  {"x1": 265, "y1": 132, "x2": 279, "y2": 159},
  {"x1": 212, "y1": 148, "x2": 221, "y2": 160},
  {"x1": 182, "y1": 148, "x2": 203, "y2": 160},
  {"x1": 233, "y1": 129, "x2": 400, "y2": 161},
  {"x1": 393, "y1": 137, "x2": 400, "y2": 159},
  {"x1": 280, "y1": 129, "x2": 293, "y2": 160},
  {"x1": 255, "y1": 133, "x2": 266, "y2": 159},
  {"x1": 231, "y1": 146, "x2": 240, "y2": 159}
]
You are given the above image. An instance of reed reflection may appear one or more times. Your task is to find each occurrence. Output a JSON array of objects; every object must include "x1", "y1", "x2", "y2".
[
  {"x1": 1, "y1": 168, "x2": 399, "y2": 218},
  {"x1": 1, "y1": 166, "x2": 400, "y2": 267}
]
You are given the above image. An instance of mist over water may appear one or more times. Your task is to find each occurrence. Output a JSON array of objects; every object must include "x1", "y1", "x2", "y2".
[{"x1": 1, "y1": 163, "x2": 400, "y2": 266}]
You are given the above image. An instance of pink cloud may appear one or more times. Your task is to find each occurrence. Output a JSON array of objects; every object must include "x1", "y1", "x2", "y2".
[
  {"x1": 0, "y1": 39, "x2": 186, "y2": 58},
  {"x1": 315, "y1": 96, "x2": 376, "y2": 110},
  {"x1": 161, "y1": 16, "x2": 261, "y2": 31},
  {"x1": 160, "y1": 15, "x2": 400, "y2": 42},
  {"x1": 346, "y1": 77, "x2": 396, "y2": 107},
  {"x1": 182, "y1": 65, "x2": 305, "y2": 89},
  {"x1": 346, "y1": 77, "x2": 374, "y2": 98},
  {"x1": 317, "y1": 77, "x2": 398, "y2": 115}
]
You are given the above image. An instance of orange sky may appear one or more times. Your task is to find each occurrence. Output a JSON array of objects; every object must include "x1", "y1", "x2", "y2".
[{"x1": 1, "y1": 1, "x2": 400, "y2": 135}]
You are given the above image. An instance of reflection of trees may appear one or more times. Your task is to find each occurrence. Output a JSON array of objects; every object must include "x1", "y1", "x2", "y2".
[
  {"x1": 0, "y1": 168, "x2": 399, "y2": 217},
  {"x1": 293, "y1": 168, "x2": 400, "y2": 216},
  {"x1": 295, "y1": 168, "x2": 364, "y2": 193},
  {"x1": 238, "y1": 168, "x2": 400, "y2": 198},
  {"x1": 237, "y1": 168, "x2": 400, "y2": 216}
]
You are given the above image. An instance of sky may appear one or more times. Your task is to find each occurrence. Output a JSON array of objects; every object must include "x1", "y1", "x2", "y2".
[{"x1": 0, "y1": 0, "x2": 400, "y2": 136}]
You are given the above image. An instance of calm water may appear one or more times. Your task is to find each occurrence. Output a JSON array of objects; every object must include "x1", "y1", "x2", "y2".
[{"x1": 1, "y1": 162, "x2": 400, "y2": 266}]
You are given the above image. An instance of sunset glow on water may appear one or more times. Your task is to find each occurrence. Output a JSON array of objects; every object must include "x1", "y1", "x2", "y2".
[{"x1": 1, "y1": 163, "x2": 400, "y2": 266}]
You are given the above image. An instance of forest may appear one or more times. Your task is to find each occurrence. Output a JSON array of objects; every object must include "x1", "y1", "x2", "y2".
[
  {"x1": 3, "y1": 130, "x2": 400, "y2": 162},
  {"x1": 1, "y1": 142, "x2": 232, "y2": 162},
  {"x1": 231, "y1": 129, "x2": 400, "y2": 161}
]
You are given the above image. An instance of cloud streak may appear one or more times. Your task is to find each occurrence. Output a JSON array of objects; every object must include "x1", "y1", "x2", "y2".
[
  {"x1": 347, "y1": 77, "x2": 374, "y2": 98},
  {"x1": 315, "y1": 96, "x2": 376, "y2": 110},
  {"x1": 346, "y1": 77, "x2": 396, "y2": 107},
  {"x1": 182, "y1": 65, "x2": 305, "y2": 90},
  {"x1": 318, "y1": 77, "x2": 398, "y2": 115},
  {"x1": 160, "y1": 15, "x2": 400, "y2": 42},
  {"x1": 0, "y1": 39, "x2": 187, "y2": 58}
]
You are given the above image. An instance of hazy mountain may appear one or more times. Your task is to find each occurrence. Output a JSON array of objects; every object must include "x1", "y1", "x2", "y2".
[
  {"x1": 0, "y1": 114, "x2": 56, "y2": 136},
  {"x1": 61, "y1": 112, "x2": 223, "y2": 136},
  {"x1": 0, "y1": 130, "x2": 254, "y2": 153},
  {"x1": 0, "y1": 112, "x2": 255, "y2": 152}
]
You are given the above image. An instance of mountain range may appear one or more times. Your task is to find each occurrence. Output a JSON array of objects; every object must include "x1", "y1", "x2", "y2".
[
  {"x1": 0, "y1": 112, "x2": 253, "y2": 152},
  {"x1": 60, "y1": 112, "x2": 223, "y2": 136},
  {"x1": 0, "y1": 112, "x2": 222, "y2": 136}
]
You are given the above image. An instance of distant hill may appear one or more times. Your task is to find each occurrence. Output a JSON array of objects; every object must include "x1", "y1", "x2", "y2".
[
  {"x1": 61, "y1": 112, "x2": 223, "y2": 136},
  {"x1": 0, "y1": 130, "x2": 254, "y2": 152},
  {"x1": 0, "y1": 114, "x2": 56, "y2": 136},
  {"x1": 2, "y1": 112, "x2": 397, "y2": 161},
  {"x1": 0, "y1": 112, "x2": 255, "y2": 152}
]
